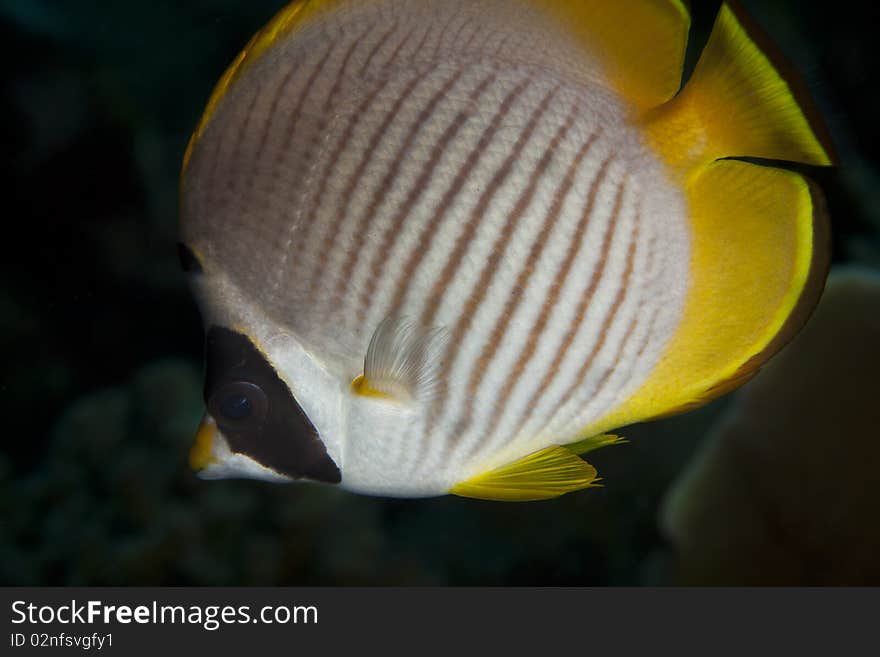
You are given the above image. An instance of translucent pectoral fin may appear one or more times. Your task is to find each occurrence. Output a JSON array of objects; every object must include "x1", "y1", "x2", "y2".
[{"x1": 352, "y1": 316, "x2": 448, "y2": 404}]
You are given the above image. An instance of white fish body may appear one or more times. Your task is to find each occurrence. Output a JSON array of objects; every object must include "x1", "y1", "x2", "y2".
[{"x1": 181, "y1": 0, "x2": 831, "y2": 499}]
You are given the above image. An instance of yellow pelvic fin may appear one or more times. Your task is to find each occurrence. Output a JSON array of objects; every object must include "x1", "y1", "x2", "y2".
[
  {"x1": 536, "y1": 0, "x2": 690, "y2": 111},
  {"x1": 592, "y1": 159, "x2": 830, "y2": 430},
  {"x1": 644, "y1": 2, "x2": 833, "y2": 177},
  {"x1": 450, "y1": 438, "x2": 624, "y2": 502},
  {"x1": 182, "y1": 0, "x2": 341, "y2": 175}
]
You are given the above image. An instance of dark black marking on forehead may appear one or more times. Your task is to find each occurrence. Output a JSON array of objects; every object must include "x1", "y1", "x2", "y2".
[
  {"x1": 177, "y1": 242, "x2": 204, "y2": 273},
  {"x1": 204, "y1": 326, "x2": 341, "y2": 483}
]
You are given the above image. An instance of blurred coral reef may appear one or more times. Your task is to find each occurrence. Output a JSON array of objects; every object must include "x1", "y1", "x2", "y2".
[{"x1": 661, "y1": 268, "x2": 880, "y2": 585}]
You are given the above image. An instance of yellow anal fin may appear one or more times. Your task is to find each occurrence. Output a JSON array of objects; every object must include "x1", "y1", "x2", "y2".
[
  {"x1": 565, "y1": 433, "x2": 627, "y2": 456},
  {"x1": 450, "y1": 439, "x2": 621, "y2": 502},
  {"x1": 537, "y1": 0, "x2": 690, "y2": 111},
  {"x1": 183, "y1": 0, "x2": 340, "y2": 174},
  {"x1": 644, "y1": 2, "x2": 833, "y2": 176},
  {"x1": 593, "y1": 159, "x2": 830, "y2": 431}
]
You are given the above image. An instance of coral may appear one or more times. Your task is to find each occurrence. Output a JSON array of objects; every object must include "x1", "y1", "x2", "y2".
[{"x1": 660, "y1": 268, "x2": 880, "y2": 585}]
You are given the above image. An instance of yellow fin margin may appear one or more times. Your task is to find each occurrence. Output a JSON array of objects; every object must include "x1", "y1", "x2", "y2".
[
  {"x1": 181, "y1": 0, "x2": 343, "y2": 176},
  {"x1": 183, "y1": 0, "x2": 694, "y2": 173},
  {"x1": 450, "y1": 435, "x2": 624, "y2": 502},
  {"x1": 644, "y1": 2, "x2": 833, "y2": 176},
  {"x1": 591, "y1": 160, "x2": 829, "y2": 431},
  {"x1": 537, "y1": 0, "x2": 690, "y2": 111},
  {"x1": 588, "y1": 2, "x2": 835, "y2": 434}
]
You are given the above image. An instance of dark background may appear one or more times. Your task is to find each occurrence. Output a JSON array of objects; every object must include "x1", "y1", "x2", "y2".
[{"x1": 1, "y1": 0, "x2": 877, "y2": 585}]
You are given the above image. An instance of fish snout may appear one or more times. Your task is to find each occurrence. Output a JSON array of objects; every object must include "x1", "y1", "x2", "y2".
[{"x1": 189, "y1": 414, "x2": 222, "y2": 473}]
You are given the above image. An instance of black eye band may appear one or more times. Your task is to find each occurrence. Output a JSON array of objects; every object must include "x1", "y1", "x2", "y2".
[{"x1": 202, "y1": 326, "x2": 341, "y2": 483}]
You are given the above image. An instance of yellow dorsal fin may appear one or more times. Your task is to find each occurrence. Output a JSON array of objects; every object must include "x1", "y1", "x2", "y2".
[
  {"x1": 537, "y1": 0, "x2": 690, "y2": 111},
  {"x1": 184, "y1": 0, "x2": 693, "y2": 172},
  {"x1": 589, "y1": 159, "x2": 830, "y2": 432},
  {"x1": 644, "y1": 2, "x2": 834, "y2": 176},
  {"x1": 450, "y1": 444, "x2": 606, "y2": 502},
  {"x1": 182, "y1": 0, "x2": 342, "y2": 175}
]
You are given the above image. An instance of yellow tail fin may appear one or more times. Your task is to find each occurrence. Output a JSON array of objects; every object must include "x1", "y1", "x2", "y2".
[{"x1": 645, "y1": 2, "x2": 833, "y2": 177}]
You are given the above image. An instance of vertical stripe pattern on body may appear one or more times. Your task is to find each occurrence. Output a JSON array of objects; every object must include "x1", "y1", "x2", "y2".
[
  {"x1": 478, "y1": 134, "x2": 602, "y2": 445},
  {"x1": 383, "y1": 75, "x2": 534, "y2": 322},
  {"x1": 445, "y1": 100, "x2": 581, "y2": 446},
  {"x1": 351, "y1": 63, "x2": 481, "y2": 325},
  {"x1": 181, "y1": 0, "x2": 694, "y2": 496}
]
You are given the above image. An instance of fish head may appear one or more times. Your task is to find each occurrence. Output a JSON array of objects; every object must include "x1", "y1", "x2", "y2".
[
  {"x1": 178, "y1": 246, "x2": 344, "y2": 485},
  {"x1": 189, "y1": 324, "x2": 342, "y2": 486}
]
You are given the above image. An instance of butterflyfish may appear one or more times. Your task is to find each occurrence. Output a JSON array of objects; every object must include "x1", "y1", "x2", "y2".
[{"x1": 179, "y1": 0, "x2": 833, "y2": 500}]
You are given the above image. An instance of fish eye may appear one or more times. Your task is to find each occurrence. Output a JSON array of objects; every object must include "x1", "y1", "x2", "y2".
[
  {"x1": 220, "y1": 393, "x2": 251, "y2": 420},
  {"x1": 209, "y1": 381, "x2": 268, "y2": 426}
]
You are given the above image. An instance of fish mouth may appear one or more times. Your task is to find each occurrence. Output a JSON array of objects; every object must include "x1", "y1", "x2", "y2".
[
  {"x1": 189, "y1": 414, "x2": 221, "y2": 471},
  {"x1": 188, "y1": 414, "x2": 290, "y2": 482}
]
